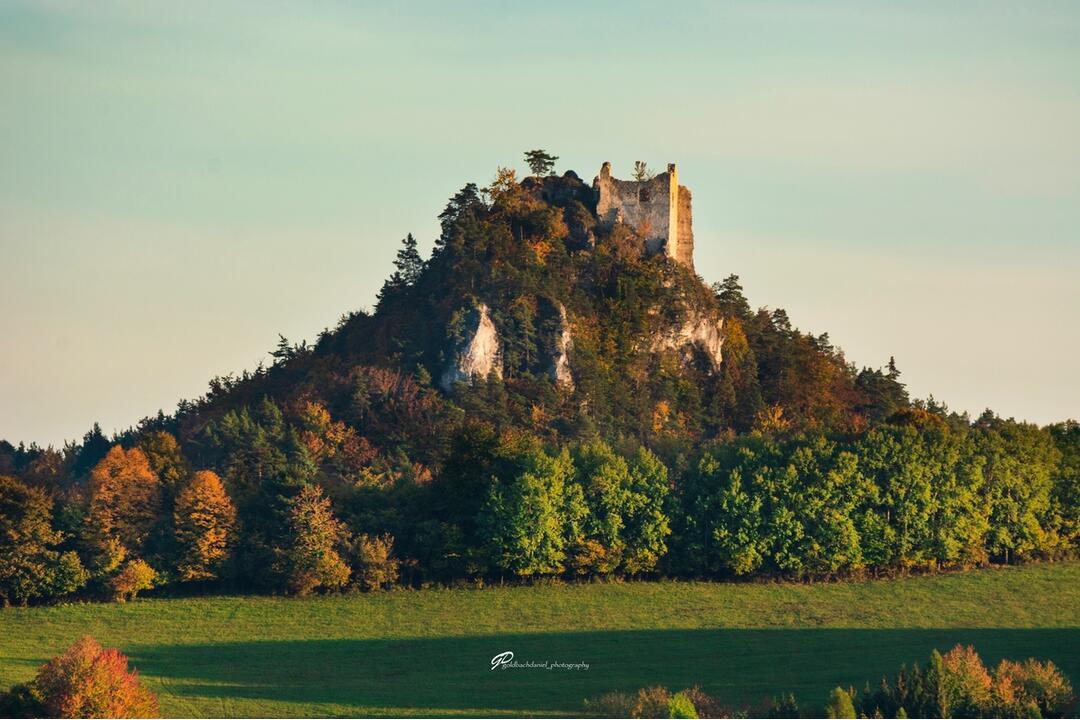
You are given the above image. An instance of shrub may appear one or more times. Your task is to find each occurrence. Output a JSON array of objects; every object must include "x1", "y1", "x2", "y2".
[
  {"x1": 668, "y1": 691, "x2": 698, "y2": 718},
  {"x1": 765, "y1": 693, "x2": 800, "y2": 718},
  {"x1": 31, "y1": 636, "x2": 159, "y2": 718},
  {"x1": 993, "y1": 658, "x2": 1075, "y2": 718},
  {"x1": 108, "y1": 559, "x2": 157, "y2": 602},
  {"x1": 633, "y1": 686, "x2": 672, "y2": 718},
  {"x1": 585, "y1": 691, "x2": 636, "y2": 718},
  {"x1": 679, "y1": 686, "x2": 735, "y2": 718},
  {"x1": 824, "y1": 686, "x2": 856, "y2": 718}
]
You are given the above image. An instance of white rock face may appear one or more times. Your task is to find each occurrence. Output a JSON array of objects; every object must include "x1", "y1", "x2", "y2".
[
  {"x1": 549, "y1": 303, "x2": 574, "y2": 389},
  {"x1": 440, "y1": 303, "x2": 502, "y2": 390},
  {"x1": 652, "y1": 312, "x2": 724, "y2": 371}
]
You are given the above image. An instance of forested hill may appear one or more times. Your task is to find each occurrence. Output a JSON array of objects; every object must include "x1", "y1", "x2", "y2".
[{"x1": 1, "y1": 160, "x2": 1077, "y2": 604}]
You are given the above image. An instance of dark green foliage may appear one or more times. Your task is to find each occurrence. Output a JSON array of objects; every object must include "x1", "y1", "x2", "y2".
[{"x1": 523, "y1": 149, "x2": 558, "y2": 176}]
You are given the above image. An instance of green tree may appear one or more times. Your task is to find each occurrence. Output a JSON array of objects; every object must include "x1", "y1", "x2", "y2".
[
  {"x1": 0, "y1": 475, "x2": 88, "y2": 605},
  {"x1": 523, "y1": 149, "x2": 558, "y2": 176},
  {"x1": 479, "y1": 443, "x2": 582, "y2": 577}
]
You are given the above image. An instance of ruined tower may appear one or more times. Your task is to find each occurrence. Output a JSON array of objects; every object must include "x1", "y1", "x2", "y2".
[{"x1": 594, "y1": 162, "x2": 695, "y2": 270}]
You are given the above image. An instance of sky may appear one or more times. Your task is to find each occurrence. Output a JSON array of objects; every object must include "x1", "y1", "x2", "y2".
[{"x1": 1, "y1": 1, "x2": 1078, "y2": 447}]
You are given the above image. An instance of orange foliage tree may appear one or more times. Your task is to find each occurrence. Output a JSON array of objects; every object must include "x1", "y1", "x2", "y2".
[
  {"x1": 86, "y1": 446, "x2": 162, "y2": 557},
  {"x1": 173, "y1": 470, "x2": 236, "y2": 581}
]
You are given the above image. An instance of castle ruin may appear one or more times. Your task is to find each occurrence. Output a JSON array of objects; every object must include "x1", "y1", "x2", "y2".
[{"x1": 594, "y1": 162, "x2": 694, "y2": 271}]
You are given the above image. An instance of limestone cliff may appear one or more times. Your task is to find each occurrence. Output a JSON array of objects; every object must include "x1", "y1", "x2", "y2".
[
  {"x1": 548, "y1": 302, "x2": 574, "y2": 389},
  {"x1": 652, "y1": 311, "x2": 724, "y2": 371},
  {"x1": 440, "y1": 303, "x2": 502, "y2": 390}
]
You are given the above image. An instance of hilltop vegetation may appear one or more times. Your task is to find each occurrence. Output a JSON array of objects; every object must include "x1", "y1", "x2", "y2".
[{"x1": 1, "y1": 157, "x2": 1078, "y2": 603}]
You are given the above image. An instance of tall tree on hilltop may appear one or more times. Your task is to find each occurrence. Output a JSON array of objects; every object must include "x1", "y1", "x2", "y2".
[
  {"x1": 523, "y1": 149, "x2": 558, "y2": 176},
  {"x1": 713, "y1": 274, "x2": 751, "y2": 320}
]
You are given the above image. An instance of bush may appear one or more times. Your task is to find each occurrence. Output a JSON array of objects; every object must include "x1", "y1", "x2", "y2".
[
  {"x1": 585, "y1": 691, "x2": 636, "y2": 718},
  {"x1": 30, "y1": 636, "x2": 159, "y2": 718},
  {"x1": 824, "y1": 686, "x2": 856, "y2": 719},
  {"x1": 938, "y1": 644, "x2": 993, "y2": 717},
  {"x1": 993, "y1": 658, "x2": 1075, "y2": 718},
  {"x1": 679, "y1": 686, "x2": 735, "y2": 719},
  {"x1": 668, "y1": 691, "x2": 698, "y2": 718},
  {"x1": 765, "y1": 693, "x2": 800, "y2": 718},
  {"x1": 633, "y1": 686, "x2": 672, "y2": 718},
  {"x1": 108, "y1": 559, "x2": 157, "y2": 602}
]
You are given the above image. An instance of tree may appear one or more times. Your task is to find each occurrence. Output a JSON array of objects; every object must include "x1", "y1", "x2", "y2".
[
  {"x1": 108, "y1": 559, "x2": 157, "y2": 602},
  {"x1": 378, "y1": 234, "x2": 425, "y2": 302},
  {"x1": 137, "y1": 432, "x2": 189, "y2": 497},
  {"x1": 174, "y1": 470, "x2": 237, "y2": 582},
  {"x1": 479, "y1": 444, "x2": 583, "y2": 577},
  {"x1": 349, "y1": 533, "x2": 399, "y2": 590},
  {"x1": 523, "y1": 149, "x2": 558, "y2": 176},
  {"x1": 632, "y1": 161, "x2": 653, "y2": 181},
  {"x1": 281, "y1": 485, "x2": 351, "y2": 595},
  {"x1": 0, "y1": 475, "x2": 88, "y2": 605},
  {"x1": 86, "y1": 446, "x2": 163, "y2": 558},
  {"x1": 31, "y1": 636, "x2": 159, "y2": 718},
  {"x1": 713, "y1": 274, "x2": 751, "y2": 319}
]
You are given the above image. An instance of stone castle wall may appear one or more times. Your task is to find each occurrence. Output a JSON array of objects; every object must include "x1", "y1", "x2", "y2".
[{"x1": 594, "y1": 162, "x2": 694, "y2": 271}]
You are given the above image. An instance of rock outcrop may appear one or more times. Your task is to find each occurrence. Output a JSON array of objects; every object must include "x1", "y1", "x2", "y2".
[
  {"x1": 548, "y1": 302, "x2": 574, "y2": 390},
  {"x1": 440, "y1": 303, "x2": 502, "y2": 390},
  {"x1": 652, "y1": 311, "x2": 724, "y2": 371}
]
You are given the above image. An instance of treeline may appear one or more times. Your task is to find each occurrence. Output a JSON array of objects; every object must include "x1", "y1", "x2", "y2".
[{"x1": 1, "y1": 408, "x2": 1077, "y2": 604}]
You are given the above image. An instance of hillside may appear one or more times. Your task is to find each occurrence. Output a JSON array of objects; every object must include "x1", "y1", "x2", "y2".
[{"x1": 0, "y1": 160, "x2": 1077, "y2": 604}]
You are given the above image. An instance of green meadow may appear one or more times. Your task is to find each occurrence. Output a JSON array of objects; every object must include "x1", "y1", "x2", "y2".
[{"x1": 1, "y1": 562, "x2": 1078, "y2": 717}]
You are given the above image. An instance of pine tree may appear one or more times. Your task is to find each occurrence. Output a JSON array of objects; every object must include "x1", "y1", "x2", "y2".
[{"x1": 523, "y1": 149, "x2": 558, "y2": 176}]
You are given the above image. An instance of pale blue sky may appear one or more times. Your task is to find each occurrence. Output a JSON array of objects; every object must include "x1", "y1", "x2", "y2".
[{"x1": 2, "y1": 1, "x2": 1078, "y2": 446}]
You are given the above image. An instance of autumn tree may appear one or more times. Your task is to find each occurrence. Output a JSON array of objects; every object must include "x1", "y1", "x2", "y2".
[
  {"x1": 86, "y1": 446, "x2": 163, "y2": 558},
  {"x1": 349, "y1": 533, "x2": 400, "y2": 590},
  {"x1": 281, "y1": 484, "x2": 351, "y2": 595},
  {"x1": 0, "y1": 475, "x2": 88, "y2": 605},
  {"x1": 523, "y1": 149, "x2": 558, "y2": 176},
  {"x1": 108, "y1": 559, "x2": 157, "y2": 602},
  {"x1": 31, "y1": 636, "x2": 159, "y2": 718},
  {"x1": 173, "y1": 470, "x2": 236, "y2": 582},
  {"x1": 136, "y1": 431, "x2": 190, "y2": 497}
]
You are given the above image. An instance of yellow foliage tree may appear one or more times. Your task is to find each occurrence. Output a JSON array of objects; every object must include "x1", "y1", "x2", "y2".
[
  {"x1": 173, "y1": 470, "x2": 237, "y2": 582},
  {"x1": 87, "y1": 446, "x2": 162, "y2": 557}
]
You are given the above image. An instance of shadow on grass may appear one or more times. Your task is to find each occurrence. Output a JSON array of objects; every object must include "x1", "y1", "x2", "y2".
[{"x1": 127, "y1": 628, "x2": 1080, "y2": 715}]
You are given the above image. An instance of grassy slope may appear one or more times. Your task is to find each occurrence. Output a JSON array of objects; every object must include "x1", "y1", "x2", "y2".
[{"x1": 1, "y1": 562, "x2": 1078, "y2": 717}]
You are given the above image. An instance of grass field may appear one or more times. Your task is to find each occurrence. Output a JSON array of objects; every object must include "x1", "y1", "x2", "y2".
[{"x1": 1, "y1": 562, "x2": 1078, "y2": 717}]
